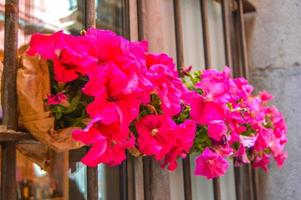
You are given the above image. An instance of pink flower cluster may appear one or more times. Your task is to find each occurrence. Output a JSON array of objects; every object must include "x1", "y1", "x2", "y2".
[
  {"x1": 27, "y1": 28, "x2": 195, "y2": 170},
  {"x1": 27, "y1": 28, "x2": 287, "y2": 179},
  {"x1": 190, "y1": 67, "x2": 287, "y2": 179}
]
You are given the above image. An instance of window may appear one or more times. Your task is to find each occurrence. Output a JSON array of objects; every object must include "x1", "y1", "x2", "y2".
[{"x1": 0, "y1": 0, "x2": 257, "y2": 200}]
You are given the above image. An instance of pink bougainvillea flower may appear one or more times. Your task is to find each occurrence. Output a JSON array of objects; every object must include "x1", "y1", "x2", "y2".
[
  {"x1": 235, "y1": 145, "x2": 250, "y2": 166},
  {"x1": 161, "y1": 120, "x2": 196, "y2": 170},
  {"x1": 84, "y1": 64, "x2": 142, "y2": 125},
  {"x1": 72, "y1": 118, "x2": 134, "y2": 167},
  {"x1": 195, "y1": 67, "x2": 231, "y2": 102},
  {"x1": 207, "y1": 120, "x2": 228, "y2": 141},
  {"x1": 27, "y1": 31, "x2": 67, "y2": 59},
  {"x1": 194, "y1": 148, "x2": 229, "y2": 179},
  {"x1": 274, "y1": 152, "x2": 288, "y2": 168},
  {"x1": 135, "y1": 114, "x2": 177, "y2": 160},
  {"x1": 259, "y1": 90, "x2": 273, "y2": 104},
  {"x1": 146, "y1": 53, "x2": 186, "y2": 116},
  {"x1": 47, "y1": 92, "x2": 67, "y2": 105},
  {"x1": 190, "y1": 94, "x2": 225, "y2": 125},
  {"x1": 252, "y1": 153, "x2": 270, "y2": 172},
  {"x1": 232, "y1": 77, "x2": 254, "y2": 100}
]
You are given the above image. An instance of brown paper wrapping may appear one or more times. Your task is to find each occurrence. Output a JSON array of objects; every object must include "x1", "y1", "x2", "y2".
[{"x1": 16, "y1": 54, "x2": 83, "y2": 169}]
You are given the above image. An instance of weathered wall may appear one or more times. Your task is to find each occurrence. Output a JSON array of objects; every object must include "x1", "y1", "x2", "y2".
[{"x1": 246, "y1": 0, "x2": 301, "y2": 200}]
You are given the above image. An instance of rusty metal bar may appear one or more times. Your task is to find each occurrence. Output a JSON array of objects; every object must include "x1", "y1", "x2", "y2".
[
  {"x1": 84, "y1": 1, "x2": 98, "y2": 199},
  {"x1": 234, "y1": 165, "x2": 243, "y2": 200},
  {"x1": 0, "y1": 131, "x2": 34, "y2": 142},
  {"x1": 136, "y1": 1, "x2": 151, "y2": 200},
  {"x1": 120, "y1": 160, "x2": 128, "y2": 200},
  {"x1": 221, "y1": 1, "x2": 244, "y2": 200},
  {"x1": 200, "y1": 0, "x2": 212, "y2": 68},
  {"x1": 237, "y1": 0, "x2": 249, "y2": 78},
  {"x1": 200, "y1": 1, "x2": 221, "y2": 199},
  {"x1": 252, "y1": 167, "x2": 258, "y2": 200},
  {"x1": 173, "y1": 1, "x2": 192, "y2": 200},
  {"x1": 173, "y1": 0, "x2": 184, "y2": 70},
  {"x1": 87, "y1": 166, "x2": 98, "y2": 200},
  {"x1": 84, "y1": 0, "x2": 96, "y2": 28},
  {"x1": 137, "y1": 0, "x2": 145, "y2": 41},
  {"x1": 182, "y1": 157, "x2": 192, "y2": 200},
  {"x1": 119, "y1": 1, "x2": 131, "y2": 199},
  {"x1": 1, "y1": 0, "x2": 19, "y2": 199},
  {"x1": 221, "y1": 0, "x2": 233, "y2": 67},
  {"x1": 142, "y1": 157, "x2": 151, "y2": 200}
]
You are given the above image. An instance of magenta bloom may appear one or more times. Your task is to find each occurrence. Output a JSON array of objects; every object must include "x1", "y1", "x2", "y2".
[
  {"x1": 72, "y1": 118, "x2": 134, "y2": 166},
  {"x1": 146, "y1": 53, "x2": 187, "y2": 116},
  {"x1": 194, "y1": 148, "x2": 229, "y2": 179},
  {"x1": 162, "y1": 120, "x2": 196, "y2": 170},
  {"x1": 207, "y1": 120, "x2": 228, "y2": 141},
  {"x1": 47, "y1": 92, "x2": 67, "y2": 105},
  {"x1": 190, "y1": 94, "x2": 225, "y2": 125},
  {"x1": 195, "y1": 67, "x2": 231, "y2": 102},
  {"x1": 135, "y1": 114, "x2": 177, "y2": 160}
]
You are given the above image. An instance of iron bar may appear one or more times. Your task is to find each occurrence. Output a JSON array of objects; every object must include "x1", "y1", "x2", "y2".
[
  {"x1": 119, "y1": 1, "x2": 131, "y2": 198},
  {"x1": 252, "y1": 168, "x2": 258, "y2": 200},
  {"x1": 200, "y1": 0, "x2": 212, "y2": 68},
  {"x1": 200, "y1": 1, "x2": 221, "y2": 199},
  {"x1": 173, "y1": 0, "x2": 185, "y2": 70},
  {"x1": 237, "y1": 0, "x2": 249, "y2": 78},
  {"x1": 234, "y1": 165, "x2": 243, "y2": 200},
  {"x1": 0, "y1": 131, "x2": 34, "y2": 142},
  {"x1": 84, "y1": 1, "x2": 98, "y2": 199},
  {"x1": 87, "y1": 165, "x2": 98, "y2": 200},
  {"x1": 137, "y1": 0, "x2": 145, "y2": 41},
  {"x1": 137, "y1": 1, "x2": 152, "y2": 199},
  {"x1": 182, "y1": 157, "x2": 192, "y2": 200},
  {"x1": 1, "y1": 0, "x2": 19, "y2": 199},
  {"x1": 119, "y1": 159, "x2": 128, "y2": 200},
  {"x1": 221, "y1": 0, "x2": 233, "y2": 67},
  {"x1": 221, "y1": 1, "x2": 245, "y2": 200},
  {"x1": 84, "y1": 0, "x2": 96, "y2": 29},
  {"x1": 173, "y1": 1, "x2": 192, "y2": 199}
]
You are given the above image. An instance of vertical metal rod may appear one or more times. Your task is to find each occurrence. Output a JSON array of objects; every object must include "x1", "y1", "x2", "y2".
[
  {"x1": 237, "y1": 0, "x2": 249, "y2": 78},
  {"x1": 87, "y1": 166, "x2": 98, "y2": 200},
  {"x1": 137, "y1": 0, "x2": 145, "y2": 41},
  {"x1": 84, "y1": 1, "x2": 98, "y2": 199},
  {"x1": 200, "y1": 0, "x2": 212, "y2": 68},
  {"x1": 200, "y1": 1, "x2": 221, "y2": 199},
  {"x1": 252, "y1": 168, "x2": 258, "y2": 200},
  {"x1": 137, "y1": 2, "x2": 152, "y2": 200},
  {"x1": 234, "y1": 164, "x2": 242, "y2": 200},
  {"x1": 221, "y1": 1, "x2": 244, "y2": 200},
  {"x1": 182, "y1": 157, "x2": 193, "y2": 200},
  {"x1": 119, "y1": 1, "x2": 131, "y2": 199},
  {"x1": 142, "y1": 157, "x2": 151, "y2": 200},
  {"x1": 247, "y1": 164, "x2": 254, "y2": 200},
  {"x1": 1, "y1": 0, "x2": 19, "y2": 199},
  {"x1": 119, "y1": 160, "x2": 128, "y2": 200},
  {"x1": 173, "y1": 1, "x2": 192, "y2": 200},
  {"x1": 84, "y1": 0, "x2": 96, "y2": 29},
  {"x1": 173, "y1": 0, "x2": 185, "y2": 70},
  {"x1": 221, "y1": 0, "x2": 233, "y2": 67},
  {"x1": 238, "y1": 2, "x2": 254, "y2": 199}
]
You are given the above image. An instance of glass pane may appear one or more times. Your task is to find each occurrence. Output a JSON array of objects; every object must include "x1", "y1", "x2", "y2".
[
  {"x1": 96, "y1": 0, "x2": 123, "y2": 35},
  {"x1": 181, "y1": 0, "x2": 205, "y2": 70}
]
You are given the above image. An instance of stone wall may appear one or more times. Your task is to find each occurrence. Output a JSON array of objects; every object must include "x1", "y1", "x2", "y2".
[{"x1": 246, "y1": 0, "x2": 301, "y2": 199}]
